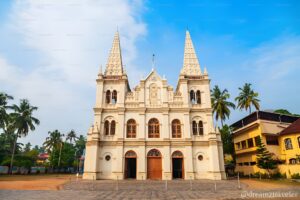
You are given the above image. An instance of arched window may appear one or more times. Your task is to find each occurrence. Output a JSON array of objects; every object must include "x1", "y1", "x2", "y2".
[
  {"x1": 148, "y1": 118, "x2": 160, "y2": 138},
  {"x1": 298, "y1": 136, "x2": 300, "y2": 148},
  {"x1": 190, "y1": 90, "x2": 196, "y2": 104},
  {"x1": 104, "y1": 120, "x2": 110, "y2": 135},
  {"x1": 127, "y1": 119, "x2": 136, "y2": 138},
  {"x1": 172, "y1": 119, "x2": 181, "y2": 138},
  {"x1": 125, "y1": 150, "x2": 137, "y2": 158},
  {"x1": 172, "y1": 151, "x2": 183, "y2": 158},
  {"x1": 112, "y1": 90, "x2": 117, "y2": 104},
  {"x1": 289, "y1": 158, "x2": 297, "y2": 164},
  {"x1": 110, "y1": 120, "x2": 116, "y2": 135},
  {"x1": 196, "y1": 90, "x2": 201, "y2": 104},
  {"x1": 192, "y1": 121, "x2": 198, "y2": 135},
  {"x1": 106, "y1": 90, "x2": 111, "y2": 104},
  {"x1": 147, "y1": 149, "x2": 161, "y2": 157},
  {"x1": 198, "y1": 121, "x2": 204, "y2": 135},
  {"x1": 284, "y1": 138, "x2": 293, "y2": 150}
]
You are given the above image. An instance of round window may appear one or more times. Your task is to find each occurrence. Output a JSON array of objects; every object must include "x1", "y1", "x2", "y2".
[
  {"x1": 105, "y1": 155, "x2": 111, "y2": 161},
  {"x1": 198, "y1": 155, "x2": 203, "y2": 161}
]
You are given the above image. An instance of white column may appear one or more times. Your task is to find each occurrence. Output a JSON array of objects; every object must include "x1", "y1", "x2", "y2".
[{"x1": 83, "y1": 142, "x2": 99, "y2": 179}]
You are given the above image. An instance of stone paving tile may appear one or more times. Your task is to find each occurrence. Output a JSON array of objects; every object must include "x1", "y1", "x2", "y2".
[{"x1": 1, "y1": 180, "x2": 299, "y2": 200}]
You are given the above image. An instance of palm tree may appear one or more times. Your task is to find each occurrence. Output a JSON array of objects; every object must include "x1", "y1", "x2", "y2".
[
  {"x1": 66, "y1": 130, "x2": 77, "y2": 143},
  {"x1": 43, "y1": 130, "x2": 63, "y2": 168},
  {"x1": 9, "y1": 99, "x2": 40, "y2": 173},
  {"x1": 235, "y1": 83, "x2": 260, "y2": 114},
  {"x1": 0, "y1": 92, "x2": 13, "y2": 130},
  {"x1": 211, "y1": 85, "x2": 236, "y2": 127},
  {"x1": 44, "y1": 130, "x2": 63, "y2": 152}
]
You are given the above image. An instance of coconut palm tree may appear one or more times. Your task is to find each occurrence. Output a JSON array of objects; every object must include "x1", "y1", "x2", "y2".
[
  {"x1": 43, "y1": 130, "x2": 63, "y2": 168},
  {"x1": 211, "y1": 85, "x2": 236, "y2": 127},
  {"x1": 66, "y1": 130, "x2": 77, "y2": 143},
  {"x1": 0, "y1": 92, "x2": 13, "y2": 130},
  {"x1": 235, "y1": 83, "x2": 260, "y2": 114},
  {"x1": 9, "y1": 99, "x2": 40, "y2": 173}
]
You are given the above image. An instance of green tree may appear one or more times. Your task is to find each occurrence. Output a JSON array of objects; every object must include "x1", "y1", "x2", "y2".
[
  {"x1": 9, "y1": 99, "x2": 40, "y2": 173},
  {"x1": 43, "y1": 130, "x2": 63, "y2": 168},
  {"x1": 66, "y1": 130, "x2": 77, "y2": 143},
  {"x1": 274, "y1": 109, "x2": 292, "y2": 115},
  {"x1": 219, "y1": 125, "x2": 235, "y2": 162},
  {"x1": 0, "y1": 92, "x2": 13, "y2": 130},
  {"x1": 274, "y1": 109, "x2": 300, "y2": 117},
  {"x1": 235, "y1": 83, "x2": 260, "y2": 114},
  {"x1": 211, "y1": 85, "x2": 235, "y2": 126},
  {"x1": 23, "y1": 142, "x2": 32, "y2": 153},
  {"x1": 256, "y1": 136, "x2": 277, "y2": 177},
  {"x1": 60, "y1": 142, "x2": 76, "y2": 167},
  {"x1": 75, "y1": 135, "x2": 86, "y2": 156}
]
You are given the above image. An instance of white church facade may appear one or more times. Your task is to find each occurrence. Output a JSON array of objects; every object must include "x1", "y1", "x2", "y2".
[{"x1": 83, "y1": 30, "x2": 226, "y2": 180}]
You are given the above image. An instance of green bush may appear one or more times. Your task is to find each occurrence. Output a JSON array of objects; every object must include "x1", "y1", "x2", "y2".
[
  {"x1": 291, "y1": 173, "x2": 300, "y2": 179},
  {"x1": 271, "y1": 172, "x2": 286, "y2": 179}
]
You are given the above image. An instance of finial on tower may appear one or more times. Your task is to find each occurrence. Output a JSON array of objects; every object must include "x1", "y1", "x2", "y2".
[
  {"x1": 98, "y1": 65, "x2": 103, "y2": 75},
  {"x1": 204, "y1": 66, "x2": 208, "y2": 75},
  {"x1": 151, "y1": 54, "x2": 155, "y2": 71}
]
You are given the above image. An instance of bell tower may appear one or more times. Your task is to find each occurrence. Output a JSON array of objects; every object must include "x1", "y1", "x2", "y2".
[
  {"x1": 83, "y1": 31, "x2": 130, "y2": 180},
  {"x1": 176, "y1": 30, "x2": 225, "y2": 179}
]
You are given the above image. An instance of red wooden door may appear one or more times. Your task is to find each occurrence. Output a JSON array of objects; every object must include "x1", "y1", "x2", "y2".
[{"x1": 147, "y1": 157, "x2": 162, "y2": 180}]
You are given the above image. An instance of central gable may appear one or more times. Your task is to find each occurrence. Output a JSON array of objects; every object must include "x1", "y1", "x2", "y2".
[{"x1": 144, "y1": 70, "x2": 163, "y2": 106}]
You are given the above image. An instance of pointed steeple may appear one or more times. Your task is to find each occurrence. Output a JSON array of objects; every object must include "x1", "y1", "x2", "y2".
[
  {"x1": 104, "y1": 31, "x2": 124, "y2": 76},
  {"x1": 180, "y1": 30, "x2": 202, "y2": 76}
]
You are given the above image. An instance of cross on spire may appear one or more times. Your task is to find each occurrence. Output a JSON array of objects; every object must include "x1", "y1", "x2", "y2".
[{"x1": 152, "y1": 54, "x2": 155, "y2": 71}]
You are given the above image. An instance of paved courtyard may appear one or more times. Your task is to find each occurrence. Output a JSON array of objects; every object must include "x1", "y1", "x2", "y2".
[{"x1": 0, "y1": 179, "x2": 299, "y2": 200}]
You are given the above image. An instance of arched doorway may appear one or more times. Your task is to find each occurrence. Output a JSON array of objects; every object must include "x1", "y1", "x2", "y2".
[
  {"x1": 172, "y1": 151, "x2": 184, "y2": 179},
  {"x1": 125, "y1": 151, "x2": 137, "y2": 179},
  {"x1": 147, "y1": 149, "x2": 162, "y2": 180}
]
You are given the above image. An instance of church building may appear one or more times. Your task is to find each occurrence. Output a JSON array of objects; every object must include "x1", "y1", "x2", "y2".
[{"x1": 83, "y1": 30, "x2": 225, "y2": 180}]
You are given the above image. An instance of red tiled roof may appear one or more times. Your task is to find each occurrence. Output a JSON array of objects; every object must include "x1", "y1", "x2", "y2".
[
  {"x1": 38, "y1": 153, "x2": 49, "y2": 159},
  {"x1": 280, "y1": 118, "x2": 300, "y2": 135}
]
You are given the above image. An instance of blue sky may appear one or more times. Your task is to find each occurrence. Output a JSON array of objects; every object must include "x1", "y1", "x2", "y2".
[{"x1": 0, "y1": 0, "x2": 300, "y2": 145}]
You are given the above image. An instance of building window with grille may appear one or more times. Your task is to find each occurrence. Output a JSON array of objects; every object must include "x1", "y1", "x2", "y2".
[
  {"x1": 172, "y1": 119, "x2": 181, "y2": 138},
  {"x1": 196, "y1": 90, "x2": 201, "y2": 104},
  {"x1": 190, "y1": 90, "x2": 196, "y2": 104},
  {"x1": 110, "y1": 120, "x2": 116, "y2": 135},
  {"x1": 106, "y1": 90, "x2": 111, "y2": 104},
  {"x1": 198, "y1": 121, "x2": 204, "y2": 135},
  {"x1": 104, "y1": 120, "x2": 110, "y2": 135},
  {"x1": 127, "y1": 119, "x2": 136, "y2": 138},
  {"x1": 148, "y1": 118, "x2": 160, "y2": 138},
  {"x1": 284, "y1": 138, "x2": 293, "y2": 150},
  {"x1": 112, "y1": 90, "x2": 117, "y2": 104},
  {"x1": 192, "y1": 121, "x2": 198, "y2": 135},
  {"x1": 247, "y1": 138, "x2": 254, "y2": 148}
]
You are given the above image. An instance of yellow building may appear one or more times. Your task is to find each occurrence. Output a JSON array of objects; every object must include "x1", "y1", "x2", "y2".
[
  {"x1": 231, "y1": 111, "x2": 299, "y2": 176},
  {"x1": 279, "y1": 118, "x2": 300, "y2": 165}
]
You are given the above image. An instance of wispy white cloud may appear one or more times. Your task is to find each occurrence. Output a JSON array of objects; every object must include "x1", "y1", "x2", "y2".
[
  {"x1": 244, "y1": 35, "x2": 300, "y2": 81},
  {"x1": 0, "y1": 0, "x2": 147, "y2": 145}
]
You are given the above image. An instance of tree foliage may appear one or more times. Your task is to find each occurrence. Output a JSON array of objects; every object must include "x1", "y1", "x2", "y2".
[
  {"x1": 256, "y1": 136, "x2": 277, "y2": 176},
  {"x1": 211, "y1": 85, "x2": 235, "y2": 126},
  {"x1": 235, "y1": 83, "x2": 260, "y2": 114},
  {"x1": 219, "y1": 125, "x2": 235, "y2": 162}
]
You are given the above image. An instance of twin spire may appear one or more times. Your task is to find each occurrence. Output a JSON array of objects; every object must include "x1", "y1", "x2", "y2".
[
  {"x1": 104, "y1": 31, "x2": 124, "y2": 76},
  {"x1": 181, "y1": 30, "x2": 202, "y2": 76},
  {"x1": 103, "y1": 30, "x2": 204, "y2": 77}
]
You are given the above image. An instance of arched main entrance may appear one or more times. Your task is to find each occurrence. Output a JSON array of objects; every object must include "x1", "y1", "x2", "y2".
[
  {"x1": 124, "y1": 151, "x2": 137, "y2": 179},
  {"x1": 147, "y1": 149, "x2": 162, "y2": 180},
  {"x1": 172, "y1": 151, "x2": 184, "y2": 179}
]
